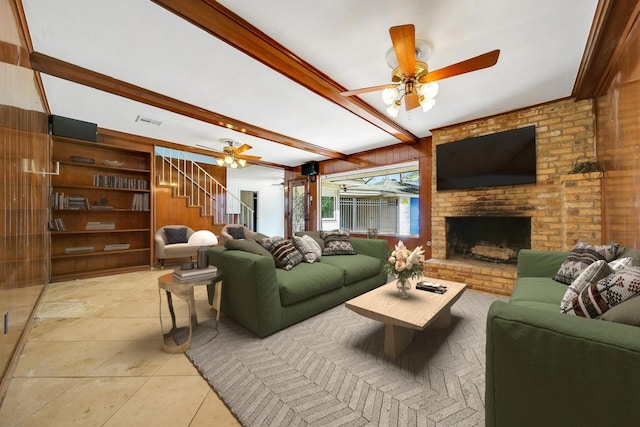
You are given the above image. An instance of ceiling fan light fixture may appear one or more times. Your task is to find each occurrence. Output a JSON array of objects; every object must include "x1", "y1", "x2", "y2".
[
  {"x1": 381, "y1": 87, "x2": 399, "y2": 105},
  {"x1": 216, "y1": 158, "x2": 225, "y2": 166},
  {"x1": 386, "y1": 101, "x2": 401, "y2": 117},
  {"x1": 238, "y1": 159, "x2": 247, "y2": 167},
  {"x1": 419, "y1": 81, "x2": 439, "y2": 99},
  {"x1": 224, "y1": 155, "x2": 233, "y2": 164},
  {"x1": 419, "y1": 97, "x2": 436, "y2": 112},
  {"x1": 230, "y1": 161, "x2": 238, "y2": 169}
]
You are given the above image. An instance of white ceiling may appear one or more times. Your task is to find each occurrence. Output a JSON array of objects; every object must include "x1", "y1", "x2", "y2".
[{"x1": 21, "y1": 0, "x2": 599, "y2": 169}]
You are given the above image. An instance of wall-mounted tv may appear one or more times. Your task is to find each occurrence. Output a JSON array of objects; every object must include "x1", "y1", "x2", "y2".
[{"x1": 436, "y1": 125, "x2": 536, "y2": 191}]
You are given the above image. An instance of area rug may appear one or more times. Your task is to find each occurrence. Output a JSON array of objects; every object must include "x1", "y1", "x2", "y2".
[{"x1": 182, "y1": 290, "x2": 506, "y2": 426}]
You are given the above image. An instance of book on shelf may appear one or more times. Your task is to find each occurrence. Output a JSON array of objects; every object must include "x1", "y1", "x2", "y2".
[
  {"x1": 131, "y1": 193, "x2": 150, "y2": 211},
  {"x1": 172, "y1": 265, "x2": 218, "y2": 282},
  {"x1": 64, "y1": 246, "x2": 95, "y2": 254},
  {"x1": 85, "y1": 221, "x2": 116, "y2": 230},
  {"x1": 48, "y1": 218, "x2": 66, "y2": 231},
  {"x1": 104, "y1": 243, "x2": 131, "y2": 251}
]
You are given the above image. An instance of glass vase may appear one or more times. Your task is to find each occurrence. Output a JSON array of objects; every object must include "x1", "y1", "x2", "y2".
[{"x1": 396, "y1": 278, "x2": 411, "y2": 298}]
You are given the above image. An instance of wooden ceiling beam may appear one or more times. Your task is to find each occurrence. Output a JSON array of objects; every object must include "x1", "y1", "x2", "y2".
[
  {"x1": 151, "y1": 0, "x2": 420, "y2": 144},
  {"x1": 29, "y1": 52, "x2": 347, "y2": 162},
  {"x1": 573, "y1": 0, "x2": 640, "y2": 99}
]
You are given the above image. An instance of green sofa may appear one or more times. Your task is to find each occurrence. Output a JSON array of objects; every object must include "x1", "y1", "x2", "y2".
[
  {"x1": 485, "y1": 249, "x2": 640, "y2": 427},
  {"x1": 207, "y1": 236, "x2": 388, "y2": 337}
]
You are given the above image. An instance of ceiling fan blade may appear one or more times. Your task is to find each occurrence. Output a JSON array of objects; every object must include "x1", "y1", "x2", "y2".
[
  {"x1": 420, "y1": 49, "x2": 501, "y2": 83},
  {"x1": 389, "y1": 24, "x2": 416, "y2": 77},
  {"x1": 233, "y1": 143, "x2": 252, "y2": 154},
  {"x1": 404, "y1": 92, "x2": 420, "y2": 111},
  {"x1": 239, "y1": 154, "x2": 261, "y2": 161},
  {"x1": 340, "y1": 83, "x2": 398, "y2": 97}
]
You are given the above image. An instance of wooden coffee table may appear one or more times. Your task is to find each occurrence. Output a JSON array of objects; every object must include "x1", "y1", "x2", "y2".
[{"x1": 345, "y1": 277, "x2": 467, "y2": 360}]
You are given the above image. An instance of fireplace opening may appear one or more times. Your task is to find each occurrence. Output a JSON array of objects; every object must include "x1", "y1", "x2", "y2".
[{"x1": 446, "y1": 216, "x2": 531, "y2": 264}]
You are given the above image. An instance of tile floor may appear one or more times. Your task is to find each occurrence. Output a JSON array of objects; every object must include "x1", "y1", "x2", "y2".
[{"x1": 0, "y1": 268, "x2": 241, "y2": 426}]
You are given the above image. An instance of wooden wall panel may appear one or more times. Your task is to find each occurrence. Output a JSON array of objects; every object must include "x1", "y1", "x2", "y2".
[
  {"x1": 0, "y1": 0, "x2": 49, "y2": 396},
  {"x1": 597, "y1": 15, "x2": 640, "y2": 248}
]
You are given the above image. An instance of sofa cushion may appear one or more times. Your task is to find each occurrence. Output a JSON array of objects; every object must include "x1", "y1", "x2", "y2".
[
  {"x1": 320, "y1": 230, "x2": 356, "y2": 255},
  {"x1": 320, "y1": 254, "x2": 381, "y2": 285},
  {"x1": 600, "y1": 294, "x2": 640, "y2": 326},
  {"x1": 509, "y1": 277, "x2": 568, "y2": 313},
  {"x1": 164, "y1": 227, "x2": 188, "y2": 244},
  {"x1": 571, "y1": 266, "x2": 640, "y2": 318},
  {"x1": 224, "y1": 238, "x2": 271, "y2": 257},
  {"x1": 553, "y1": 241, "x2": 619, "y2": 284},
  {"x1": 292, "y1": 235, "x2": 322, "y2": 263},
  {"x1": 560, "y1": 260, "x2": 613, "y2": 314},
  {"x1": 275, "y1": 262, "x2": 344, "y2": 306},
  {"x1": 259, "y1": 237, "x2": 303, "y2": 271}
]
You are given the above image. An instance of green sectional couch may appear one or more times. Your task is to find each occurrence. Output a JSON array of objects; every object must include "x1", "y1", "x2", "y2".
[
  {"x1": 485, "y1": 249, "x2": 640, "y2": 427},
  {"x1": 207, "y1": 235, "x2": 388, "y2": 337}
]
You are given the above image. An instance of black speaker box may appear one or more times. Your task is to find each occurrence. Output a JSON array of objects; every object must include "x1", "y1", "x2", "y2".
[
  {"x1": 301, "y1": 161, "x2": 319, "y2": 176},
  {"x1": 49, "y1": 115, "x2": 98, "y2": 142}
]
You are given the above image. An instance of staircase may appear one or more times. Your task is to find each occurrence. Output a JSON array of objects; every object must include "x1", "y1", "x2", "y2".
[{"x1": 156, "y1": 147, "x2": 255, "y2": 231}]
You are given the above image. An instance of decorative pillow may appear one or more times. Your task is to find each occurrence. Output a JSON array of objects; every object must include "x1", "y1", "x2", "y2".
[
  {"x1": 600, "y1": 294, "x2": 640, "y2": 327},
  {"x1": 569, "y1": 266, "x2": 640, "y2": 318},
  {"x1": 295, "y1": 231, "x2": 325, "y2": 250},
  {"x1": 164, "y1": 227, "x2": 188, "y2": 244},
  {"x1": 560, "y1": 260, "x2": 612, "y2": 314},
  {"x1": 259, "y1": 237, "x2": 303, "y2": 270},
  {"x1": 609, "y1": 257, "x2": 634, "y2": 272},
  {"x1": 292, "y1": 235, "x2": 322, "y2": 263},
  {"x1": 553, "y1": 241, "x2": 619, "y2": 285},
  {"x1": 224, "y1": 239, "x2": 271, "y2": 257},
  {"x1": 320, "y1": 230, "x2": 356, "y2": 256},
  {"x1": 226, "y1": 226, "x2": 246, "y2": 240}
]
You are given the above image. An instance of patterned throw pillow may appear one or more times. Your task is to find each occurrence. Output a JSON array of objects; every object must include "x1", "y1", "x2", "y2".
[
  {"x1": 570, "y1": 266, "x2": 640, "y2": 318},
  {"x1": 320, "y1": 230, "x2": 356, "y2": 256},
  {"x1": 553, "y1": 241, "x2": 619, "y2": 285},
  {"x1": 258, "y1": 237, "x2": 303, "y2": 270},
  {"x1": 560, "y1": 260, "x2": 612, "y2": 314},
  {"x1": 560, "y1": 257, "x2": 634, "y2": 314},
  {"x1": 292, "y1": 235, "x2": 322, "y2": 263}
]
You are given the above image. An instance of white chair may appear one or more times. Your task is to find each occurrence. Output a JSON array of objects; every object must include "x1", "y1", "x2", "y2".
[{"x1": 154, "y1": 225, "x2": 198, "y2": 269}]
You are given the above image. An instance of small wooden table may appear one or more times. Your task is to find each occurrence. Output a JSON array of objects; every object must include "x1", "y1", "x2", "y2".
[
  {"x1": 158, "y1": 271, "x2": 223, "y2": 353},
  {"x1": 345, "y1": 277, "x2": 467, "y2": 360}
]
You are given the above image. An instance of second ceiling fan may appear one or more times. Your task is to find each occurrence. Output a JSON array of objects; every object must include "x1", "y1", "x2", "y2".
[{"x1": 341, "y1": 24, "x2": 500, "y2": 117}]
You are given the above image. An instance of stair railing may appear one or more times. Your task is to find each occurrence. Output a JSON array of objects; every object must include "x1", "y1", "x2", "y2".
[{"x1": 156, "y1": 147, "x2": 255, "y2": 229}]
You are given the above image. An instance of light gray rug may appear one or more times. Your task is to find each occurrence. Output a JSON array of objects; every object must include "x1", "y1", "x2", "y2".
[{"x1": 182, "y1": 290, "x2": 506, "y2": 427}]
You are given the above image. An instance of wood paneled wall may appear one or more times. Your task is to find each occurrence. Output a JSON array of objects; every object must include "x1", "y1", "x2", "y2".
[
  {"x1": 597, "y1": 14, "x2": 640, "y2": 248},
  {"x1": 0, "y1": 0, "x2": 49, "y2": 397}
]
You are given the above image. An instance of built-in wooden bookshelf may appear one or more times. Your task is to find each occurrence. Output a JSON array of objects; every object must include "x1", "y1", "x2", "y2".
[{"x1": 50, "y1": 136, "x2": 152, "y2": 281}]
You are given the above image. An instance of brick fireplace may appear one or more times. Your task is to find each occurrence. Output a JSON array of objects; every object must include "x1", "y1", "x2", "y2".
[{"x1": 423, "y1": 98, "x2": 602, "y2": 295}]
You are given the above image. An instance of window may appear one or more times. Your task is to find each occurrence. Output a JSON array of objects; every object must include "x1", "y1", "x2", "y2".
[
  {"x1": 321, "y1": 196, "x2": 335, "y2": 219},
  {"x1": 321, "y1": 162, "x2": 419, "y2": 236}
]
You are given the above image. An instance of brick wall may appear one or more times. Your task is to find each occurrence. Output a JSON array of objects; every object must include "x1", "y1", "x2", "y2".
[{"x1": 426, "y1": 98, "x2": 601, "y2": 294}]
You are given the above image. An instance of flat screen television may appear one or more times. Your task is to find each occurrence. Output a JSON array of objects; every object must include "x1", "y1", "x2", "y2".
[{"x1": 436, "y1": 125, "x2": 536, "y2": 191}]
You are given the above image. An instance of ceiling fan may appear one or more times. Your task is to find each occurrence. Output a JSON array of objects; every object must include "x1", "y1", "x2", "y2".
[
  {"x1": 196, "y1": 138, "x2": 261, "y2": 168},
  {"x1": 341, "y1": 24, "x2": 500, "y2": 117}
]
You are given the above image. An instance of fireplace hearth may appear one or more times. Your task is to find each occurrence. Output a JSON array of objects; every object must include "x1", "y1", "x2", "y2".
[{"x1": 446, "y1": 216, "x2": 531, "y2": 263}]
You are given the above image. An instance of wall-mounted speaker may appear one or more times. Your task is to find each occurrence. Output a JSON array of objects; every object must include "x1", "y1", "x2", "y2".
[
  {"x1": 301, "y1": 161, "x2": 319, "y2": 176},
  {"x1": 49, "y1": 115, "x2": 98, "y2": 142}
]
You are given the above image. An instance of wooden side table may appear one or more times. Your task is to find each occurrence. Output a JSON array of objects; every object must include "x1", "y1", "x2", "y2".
[{"x1": 157, "y1": 271, "x2": 223, "y2": 353}]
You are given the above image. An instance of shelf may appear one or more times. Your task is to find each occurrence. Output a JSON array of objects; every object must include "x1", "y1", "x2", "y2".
[
  {"x1": 50, "y1": 135, "x2": 153, "y2": 280},
  {"x1": 59, "y1": 160, "x2": 150, "y2": 173},
  {"x1": 52, "y1": 184, "x2": 150, "y2": 192},
  {"x1": 51, "y1": 247, "x2": 150, "y2": 260},
  {"x1": 53, "y1": 209, "x2": 150, "y2": 213},
  {"x1": 52, "y1": 228, "x2": 150, "y2": 235}
]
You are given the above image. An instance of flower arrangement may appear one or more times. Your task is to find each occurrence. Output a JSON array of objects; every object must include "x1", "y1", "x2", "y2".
[{"x1": 384, "y1": 240, "x2": 425, "y2": 283}]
